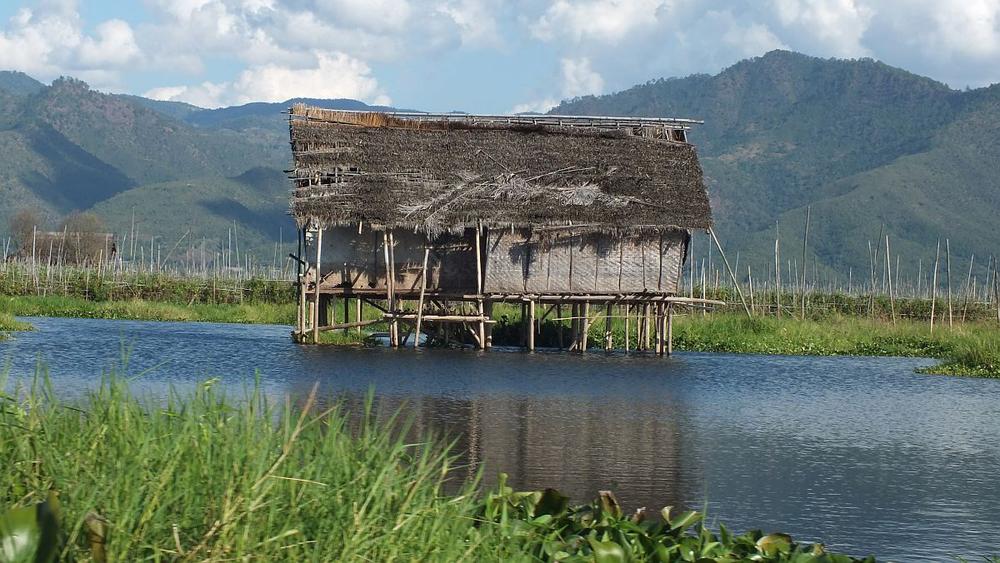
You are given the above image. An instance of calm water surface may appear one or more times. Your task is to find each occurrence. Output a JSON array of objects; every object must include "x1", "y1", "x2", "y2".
[{"x1": 3, "y1": 316, "x2": 1000, "y2": 562}]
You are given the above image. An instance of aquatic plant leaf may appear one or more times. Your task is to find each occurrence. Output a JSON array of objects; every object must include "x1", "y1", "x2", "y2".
[
  {"x1": 597, "y1": 491, "x2": 622, "y2": 520},
  {"x1": 668, "y1": 510, "x2": 702, "y2": 532},
  {"x1": 534, "y1": 488, "x2": 569, "y2": 518},
  {"x1": 588, "y1": 537, "x2": 626, "y2": 563},
  {"x1": 756, "y1": 532, "x2": 793, "y2": 556},
  {"x1": 0, "y1": 494, "x2": 60, "y2": 563}
]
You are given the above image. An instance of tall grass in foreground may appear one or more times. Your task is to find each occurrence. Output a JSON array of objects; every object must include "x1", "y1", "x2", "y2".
[
  {"x1": 0, "y1": 374, "x2": 489, "y2": 561},
  {"x1": 2, "y1": 374, "x2": 886, "y2": 562}
]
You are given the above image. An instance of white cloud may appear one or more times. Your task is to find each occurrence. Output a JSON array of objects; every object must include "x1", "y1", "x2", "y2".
[
  {"x1": 144, "y1": 51, "x2": 389, "y2": 108},
  {"x1": 316, "y1": 0, "x2": 412, "y2": 32},
  {"x1": 78, "y1": 19, "x2": 141, "y2": 67},
  {"x1": 0, "y1": 5, "x2": 140, "y2": 89},
  {"x1": 436, "y1": 0, "x2": 504, "y2": 46},
  {"x1": 560, "y1": 57, "x2": 604, "y2": 97},
  {"x1": 772, "y1": 0, "x2": 873, "y2": 57},
  {"x1": 532, "y1": 0, "x2": 673, "y2": 43},
  {"x1": 511, "y1": 98, "x2": 558, "y2": 114}
]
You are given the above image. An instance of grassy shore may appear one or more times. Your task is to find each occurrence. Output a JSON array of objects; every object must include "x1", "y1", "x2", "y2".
[
  {"x1": 3, "y1": 293, "x2": 998, "y2": 377},
  {"x1": 2, "y1": 294, "x2": 295, "y2": 325},
  {"x1": 0, "y1": 310, "x2": 32, "y2": 340},
  {"x1": 0, "y1": 377, "x2": 877, "y2": 561}
]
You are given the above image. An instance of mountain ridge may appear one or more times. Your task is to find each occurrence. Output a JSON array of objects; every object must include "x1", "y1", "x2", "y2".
[{"x1": 2, "y1": 50, "x2": 997, "y2": 275}]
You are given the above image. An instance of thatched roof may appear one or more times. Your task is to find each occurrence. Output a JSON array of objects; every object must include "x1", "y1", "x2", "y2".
[{"x1": 289, "y1": 104, "x2": 713, "y2": 234}]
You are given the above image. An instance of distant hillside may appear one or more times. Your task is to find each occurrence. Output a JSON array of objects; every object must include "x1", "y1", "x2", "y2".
[
  {"x1": 91, "y1": 167, "x2": 296, "y2": 261},
  {"x1": 554, "y1": 50, "x2": 999, "y2": 278},
  {"x1": 0, "y1": 71, "x2": 44, "y2": 96},
  {"x1": 3, "y1": 52, "x2": 998, "y2": 274}
]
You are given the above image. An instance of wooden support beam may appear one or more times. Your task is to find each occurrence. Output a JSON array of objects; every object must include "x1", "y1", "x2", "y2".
[
  {"x1": 414, "y1": 247, "x2": 430, "y2": 348},
  {"x1": 666, "y1": 303, "x2": 674, "y2": 356},
  {"x1": 475, "y1": 223, "x2": 486, "y2": 350},
  {"x1": 556, "y1": 304, "x2": 564, "y2": 350},
  {"x1": 581, "y1": 301, "x2": 590, "y2": 352},
  {"x1": 317, "y1": 318, "x2": 383, "y2": 332},
  {"x1": 528, "y1": 299, "x2": 536, "y2": 351},
  {"x1": 313, "y1": 227, "x2": 323, "y2": 344},
  {"x1": 389, "y1": 231, "x2": 399, "y2": 347},
  {"x1": 604, "y1": 302, "x2": 613, "y2": 351}
]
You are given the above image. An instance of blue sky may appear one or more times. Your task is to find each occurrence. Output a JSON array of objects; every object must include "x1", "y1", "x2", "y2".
[{"x1": 2, "y1": 0, "x2": 999, "y2": 112}]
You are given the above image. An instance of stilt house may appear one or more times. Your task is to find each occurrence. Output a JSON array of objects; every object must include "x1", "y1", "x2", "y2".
[{"x1": 288, "y1": 104, "x2": 716, "y2": 353}]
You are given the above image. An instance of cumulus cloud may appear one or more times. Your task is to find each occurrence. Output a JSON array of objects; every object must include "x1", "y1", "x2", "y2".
[
  {"x1": 0, "y1": 5, "x2": 140, "y2": 88},
  {"x1": 144, "y1": 51, "x2": 390, "y2": 108},
  {"x1": 5, "y1": 0, "x2": 1000, "y2": 113},
  {"x1": 560, "y1": 57, "x2": 604, "y2": 98},
  {"x1": 532, "y1": 0, "x2": 672, "y2": 43}
]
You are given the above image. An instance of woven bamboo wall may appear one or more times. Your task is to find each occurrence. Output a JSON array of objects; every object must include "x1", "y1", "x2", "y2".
[
  {"x1": 313, "y1": 226, "x2": 688, "y2": 295},
  {"x1": 482, "y1": 228, "x2": 687, "y2": 294}
]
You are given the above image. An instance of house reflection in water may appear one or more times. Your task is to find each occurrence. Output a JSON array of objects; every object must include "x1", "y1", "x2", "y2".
[{"x1": 328, "y1": 390, "x2": 693, "y2": 512}]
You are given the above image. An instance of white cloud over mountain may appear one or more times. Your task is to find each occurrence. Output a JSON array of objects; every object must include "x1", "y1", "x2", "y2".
[{"x1": 2, "y1": 0, "x2": 999, "y2": 110}]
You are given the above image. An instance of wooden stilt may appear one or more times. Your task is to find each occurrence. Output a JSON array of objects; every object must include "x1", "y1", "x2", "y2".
[
  {"x1": 653, "y1": 303, "x2": 663, "y2": 356},
  {"x1": 484, "y1": 301, "x2": 494, "y2": 349},
  {"x1": 604, "y1": 302, "x2": 613, "y2": 351},
  {"x1": 383, "y1": 232, "x2": 396, "y2": 346},
  {"x1": 624, "y1": 304, "x2": 630, "y2": 354},
  {"x1": 313, "y1": 228, "x2": 323, "y2": 344},
  {"x1": 581, "y1": 302, "x2": 590, "y2": 352},
  {"x1": 414, "y1": 247, "x2": 430, "y2": 348},
  {"x1": 931, "y1": 240, "x2": 940, "y2": 333},
  {"x1": 528, "y1": 299, "x2": 536, "y2": 351},
  {"x1": 388, "y1": 231, "x2": 399, "y2": 347},
  {"x1": 343, "y1": 295, "x2": 350, "y2": 335},
  {"x1": 297, "y1": 260, "x2": 307, "y2": 340},
  {"x1": 356, "y1": 298, "x2": 363, "y2": 335},
  {"x1": 475, "y1": 224, "x2": 486, "y2": 350},
  {"x1": 570, "y1": 303, "x2": 579, "y2": 351},
  {"x1": 643, "y1": 303, "x2": 651, "y2": 351},
  {"x1": 557, "y1": 304, "x2": 564, "y2": 350},
  {"x1": 666, "y1": 303, "x2": 674, "y2": 356}
]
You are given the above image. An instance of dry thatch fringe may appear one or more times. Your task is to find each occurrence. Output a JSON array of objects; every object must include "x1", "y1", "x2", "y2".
[{"x1": 288, "y1": 105, "x2": 713, "y2": 233}]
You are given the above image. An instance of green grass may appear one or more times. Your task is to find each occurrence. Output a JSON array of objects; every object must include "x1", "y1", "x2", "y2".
[
  {"x1": 1, "y1": 374, "x2": 877, "y2": 562},
  {"x1": 1, "y1": 295, "x2": 295, "y2": 325},
  {"x1": 0, "y1": 311, "x2": 32, "y2": 340}
]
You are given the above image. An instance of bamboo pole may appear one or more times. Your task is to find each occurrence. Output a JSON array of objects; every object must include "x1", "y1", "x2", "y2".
[
  {"x1": 961, "y1": 254, "x2": 975, "y2": 322},
  {"x1": 930, "y1": 240, "x2": 940, "y2": 333},
  {"x1": 528, "y1": 299, "x2": 536, "y2": 352},
  {"x1": 946, "y1": 239, "x2": 953, "y2": 328},
  {"x1": 775, "y1": 225, "x2": 782, "y2": 317},
  {"x1": 313, "y1": 228, "x2": 323, "y2": 344},
  {"x1": 885, "y1": 235, "x2": 896, "y2": 325},
  {"x1": 414, "y1": 247, "x2": 430, "y2": 348},
  {"x1": 800, "y1": 206, "x2": 810, "y2": 320},
  {"x1": 389, "y1": 231, "x2": 399, "y2": 347},
  {"x1": 708, "y1": 228, "x2": 752, "y2": 318},
  {"x1": 557, "y1": 304, "x2": 564, "y2": 350},
  {"x1": 604, "y1": 302, "x2": 612, "y2": 351},
  {"x1": 475, "y1": 223, "x2": 486, "y2": 350},
  {"x1": 382, "y1": 232, "x2": 395, "y2": 346},
  {"x1": 666, "y1": 303, "x2": 674, "y2": 356}
]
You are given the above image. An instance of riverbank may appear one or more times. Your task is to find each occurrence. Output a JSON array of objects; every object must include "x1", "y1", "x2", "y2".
[
  {"x1": 3, "y1": 295, "x2": 998, "y2": 377},
  {"x1": 2, "y1": 294, "x2": 295, "y2": 325},
  {"x1": 0, "y1": 377, "x2": 875, "y2": 561},
  {"x1": 0, "y1": 311, "x2": 31, "y2": 339}
]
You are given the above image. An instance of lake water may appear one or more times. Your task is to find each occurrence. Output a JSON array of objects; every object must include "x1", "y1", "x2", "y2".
[{"x1": 3, "y1": 316, "x2": 1000, "y2": 561}]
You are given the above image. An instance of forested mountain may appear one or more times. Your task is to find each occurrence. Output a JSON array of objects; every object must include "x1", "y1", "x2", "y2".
[
  {"x1": 1, "y1": 50, "x2": 997, "y2": 274},
  {"x1": 0, "y1": 79, "x2": 390, "y2": 257},
  {"x1": 554, "y1": 50, "x2": 999, "y2": 278}
]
